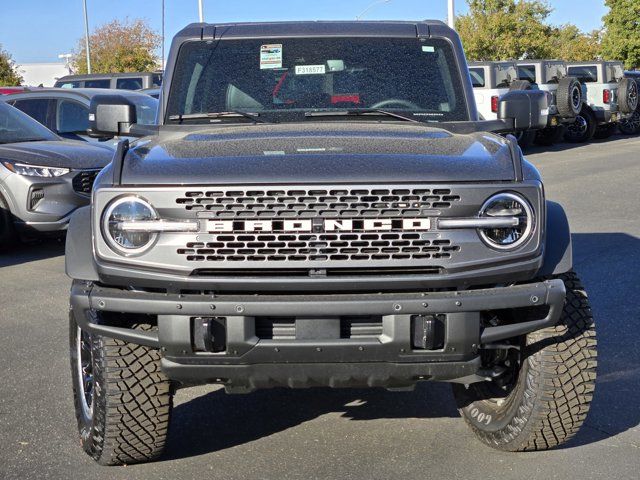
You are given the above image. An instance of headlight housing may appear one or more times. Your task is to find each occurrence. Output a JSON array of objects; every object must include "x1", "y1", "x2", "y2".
[
  {"x1": 102, "y1": 196, "x2": 158, "y2": 255},
  {"x1": 478, "y1": 192, "x2": 534, "y2": 250},
  {"x1": 2, "y1": 161, "x2": 70, "y2": 178}
]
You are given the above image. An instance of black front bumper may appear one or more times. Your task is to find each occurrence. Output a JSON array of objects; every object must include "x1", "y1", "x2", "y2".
[{"x1": 70, "y1": 280, "x2": 565, "y2": 392}]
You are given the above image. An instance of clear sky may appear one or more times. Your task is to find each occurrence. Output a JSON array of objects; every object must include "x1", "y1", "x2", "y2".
[{"x1": 1, "y1": 0, "x2": 608, "y2": 64}]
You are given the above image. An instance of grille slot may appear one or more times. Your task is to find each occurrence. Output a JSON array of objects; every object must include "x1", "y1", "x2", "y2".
[
  {"x1": 255, "y1": 316, "x2": 383, "y2": 340},
  {"x1": 176, "y1": 187, "x2": 460, "y2": 217},
  {"x1": 178, "y1": 233, "x2": 460, "y2": 263},
  {"x1": 72, "y1": 169, "x2": 100, "y2": 195}
]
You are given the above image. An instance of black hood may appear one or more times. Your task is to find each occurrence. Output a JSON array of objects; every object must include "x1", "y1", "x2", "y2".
[
  {"x1": 122, "y1": 123, "x2": 517, "y2": 185},
  {"x1": 0, "y1": 140, "x2": 113, "y2": 169}
]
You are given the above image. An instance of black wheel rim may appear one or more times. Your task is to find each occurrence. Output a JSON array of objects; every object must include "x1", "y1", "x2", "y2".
[
  {"x1": 571, "y1": 85, "x2": 581, "y2": 112},
  {"x1": 567, "y1": 115, "x2": 588, "y2": 138},
  {"x1": 76, "y1": 327, "x2": 94, "y2": 419},
  {"x1": 629, "y1": 81, "x2": 638, "y2": 111}
]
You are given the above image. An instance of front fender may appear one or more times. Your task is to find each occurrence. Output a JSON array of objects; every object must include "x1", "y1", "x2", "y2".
[
  {"x1": 538, "y1": 201, "x2": 573, "y2": 276},
  {"x1": 65, "y1": 206, "x2": 99, "y2": 281}
]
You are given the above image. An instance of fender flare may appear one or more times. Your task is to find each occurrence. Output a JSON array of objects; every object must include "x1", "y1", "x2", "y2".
[
  {"x1": 538, "y1": 201, "x2": 573, "y2": 276},
  {"x1": 65, "y1": 206, "x2": 99, "y2": 281}
]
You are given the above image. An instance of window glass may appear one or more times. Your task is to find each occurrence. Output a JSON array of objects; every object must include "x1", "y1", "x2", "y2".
[
  {"x1": 568, "y1": 66, "x2": 598, "y2": 83},
  {"x1": 57, "y1": 100, "x2": 89, "y2": 133},
  {"x1": 129, "y1": 95, "x2": 159, "y2": 125},
  {"x1": 11, "y1": 99, "x2": 53, "y2": 127},
  {"x1": 116, "y1": 78, "x2": 143, "y2": 90},
  {"x1": 0, "y1": 102, "x2": 57, "y2": 144},
  {"x1": 167, "y1": 37, "x2": 469, "y2": 123},
  {"x1": 55, "y1": 81, "x2": 81, "y2": 89},
  {"x1": 469, "y1": 68, "x2": 485, "y2": 88},
  {"x1": 517, "y1": 66, "x2": 537, "y2": 83},
  {"x1": 84, "y1": 79, "x2": 111, "y2": 88}
]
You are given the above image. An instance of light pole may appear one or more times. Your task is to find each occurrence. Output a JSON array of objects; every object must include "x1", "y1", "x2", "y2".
[
  {"x1": 447, "y1": 0, "x2": 456, "y2": 29},
  {"x1": 82, "y1": 0, "x2": 91, "y2": 73},
  {"x1": 355, "y1": 0, "x2": 391, "y2": 21},
  {"x1": 198, "y1": 0, "x2": 204, "y2": 22},
  {"x1": 161, "y1": 0, "x2": 165, "y2": 70}
]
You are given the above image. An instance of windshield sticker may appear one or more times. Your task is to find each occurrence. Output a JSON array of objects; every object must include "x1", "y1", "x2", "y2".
[
  {"x1": 295, "y1": 65, "x2": 326, "y2": 75},
  {"x1": 422, "y1": 46, "x2": 436, "y2": 53},
  {"x1": 260, "y1": 44, "x2": 283, "y2": 70}
]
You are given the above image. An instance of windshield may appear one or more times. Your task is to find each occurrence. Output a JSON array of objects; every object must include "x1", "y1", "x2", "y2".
[
  {"x1": 166, "y1": 37, "x2": 468, "y2": 123},
  {"x1": 0, "y1": 102, "x2": 58, "y2": 144}
]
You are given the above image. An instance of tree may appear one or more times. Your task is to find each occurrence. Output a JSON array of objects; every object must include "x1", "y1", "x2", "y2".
[
  {"x1": 601, "y1": 0, "x2": 640, "y2": 69},
  {"x1": 0, "y1": 45, "x2": 23, "y2": 86},
  {"x1": 456, "y1": 0, "x2": 555, "y2": 61},
  {"x1": 72, "y1": 19, "x2": 161, "y2": 74},
  {"x1": 550, "y1": 25, "x2": 602, "y2": 62}
]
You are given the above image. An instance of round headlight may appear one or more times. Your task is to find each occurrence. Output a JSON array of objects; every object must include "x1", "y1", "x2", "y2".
[
  {"x1": 478, "y1": 193, "x2": 534, "y2": 250},
  {"x1": 102, "y1": 196, "x2": 158, "y2": 255}
]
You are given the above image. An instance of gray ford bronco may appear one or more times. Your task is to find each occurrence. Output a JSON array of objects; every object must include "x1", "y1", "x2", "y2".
[{"x1": 66, "y1": 21, "x2": 597, "y2": 465}]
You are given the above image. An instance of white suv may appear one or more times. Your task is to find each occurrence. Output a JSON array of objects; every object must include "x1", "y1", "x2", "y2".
[
  {"x1": 566, "y1": 61, "x2": 638, "y2": 142},
  {"x1": 515, "y1": 60, "x2": 582, "y2": 145}
]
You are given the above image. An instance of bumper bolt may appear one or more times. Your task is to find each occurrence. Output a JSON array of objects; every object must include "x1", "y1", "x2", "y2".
[
  {"x1": 316, "y1": 347, "x2": 322, "y2": 352},
  {"x1": 210, "y1": 304, "x2": 216, "y2": 310},
  {"x1": 97, "y1": 300, "x2": 105, "y2": 309},
  {"x1": 422, "y1": 302, "x2": 428, "y2": 308},
  {"x1": 455, "y1": 301, "x2": 462, "y2": 307},
  {"x1": 358, "y1": 346, "x2": 364, "y2": 351},
  {"x1": 235, "y1": 305, "x2": 244, "y2": 313},
  {"x1": 530, "y1": 295, "x2": 539, "y2": 303},
  {"x1": 393, "y1": 303, "x2": 402, "y2": 311},
  {"x1": 176, "y1": 304, "x2": 183, "y2": 310}
]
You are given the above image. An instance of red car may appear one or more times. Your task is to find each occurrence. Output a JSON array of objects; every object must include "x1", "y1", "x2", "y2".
[{"x1": 0, "y1": 87, "x2": 28, "y2": 95}]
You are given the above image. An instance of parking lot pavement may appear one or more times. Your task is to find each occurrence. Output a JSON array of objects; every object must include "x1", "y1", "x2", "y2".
[{"x1": 0, "y1": 135, "x2": 638, "y2": 480}]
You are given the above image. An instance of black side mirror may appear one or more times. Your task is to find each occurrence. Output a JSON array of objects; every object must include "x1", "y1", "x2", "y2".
[
  {"x1": 498, "y1": 90, "x2": 548, "y2": 131},
  {"x1": 89, "y1": 95, "x2": 138, "y2": 137}
]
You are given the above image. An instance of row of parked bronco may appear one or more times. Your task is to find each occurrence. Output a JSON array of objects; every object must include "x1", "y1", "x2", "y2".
[{"x1": 470, "y1": 60, "x2": 640, "y2": 147}]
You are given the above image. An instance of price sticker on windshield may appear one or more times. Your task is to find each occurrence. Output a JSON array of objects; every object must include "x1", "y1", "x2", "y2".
[
  {"x1": 295, "y1": 65, "x2": 326, "y2": 75},
  {"x1": 260, "y1": 44, "x2": 282, "y2": 70}
]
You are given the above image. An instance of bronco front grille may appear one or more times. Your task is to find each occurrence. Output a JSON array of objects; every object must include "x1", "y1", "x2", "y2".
[
  {"x1": 176, "y1": 187, "x2": 461, "y2": 218},
  {"x1": 177, "y1": 232, "x2": 460, "y2": 263},
  {"x1": 72, "y1": 169, "x2": 100, "y2": 195}
]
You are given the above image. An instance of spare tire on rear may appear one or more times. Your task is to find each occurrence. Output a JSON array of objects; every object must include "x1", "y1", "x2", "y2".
[
  {"x1": 556, "y1": 77, "x2": 582, "y2": 117},
  {"x1": 618, "y1": 78, "x2": 639, "y2": 114}
]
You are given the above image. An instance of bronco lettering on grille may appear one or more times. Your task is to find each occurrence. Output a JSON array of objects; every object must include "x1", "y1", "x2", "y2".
[{"x1": 205, "y1": 218, "x2": 431, "y2": 233}]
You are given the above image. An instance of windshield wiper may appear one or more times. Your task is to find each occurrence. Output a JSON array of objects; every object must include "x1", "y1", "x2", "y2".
[
  {"x1": 168, "y1": 111, "x2": 270, "y2": 124},
  {"x1": 304, "y1": 109, "x2": 422, "y2": 124}
]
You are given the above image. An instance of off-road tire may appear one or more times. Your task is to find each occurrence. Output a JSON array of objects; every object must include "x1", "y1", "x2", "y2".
[
  {"x1": 535, "y1": 126, "x2": 565, "y2": 146},
  {"x1": 618, "y1": 110, "x2": 640, "y2": 135},
  {"x1": 564, "y1": 107, "x2": 596, "y2": 143},
  {"x1": 618, "y1": 78, "x2": 639, "y2": 114},
  {"x1": 556, "y1": 77, "x2": 582, "y2": 117},
  {"x1": 0, "y1": 192, "x2": 16, "y2": 250},
  {"x1": 593, "y1": 123, "x2": 616, "y2": 140},
  {"x1": 452, "y1": 271, "x2": 597, "y2": 451},
  {"x1": 70, "y1": 311, "x2": 173, "y2": 465}
]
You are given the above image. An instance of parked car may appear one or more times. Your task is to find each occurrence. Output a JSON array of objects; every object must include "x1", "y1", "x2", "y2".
[
  {"x1": 54, "y1": 72, "x2": 162, "y2": 90},
  {"x1": 66, "y1": 20, "x2": 597, "y2": 465},
  {"x1": 514, "y1": 60, "x2": 583, "y2": 145},
  {"x1": 5, "y1": 88, "x2": 158, "y2": 147},
  {"x1": 618, "y1": 71, "x2": 640, "y2": 135},
  {"x1": 0, "y1": 101, "x2": 112, "y2": 246},
  {"x1": 469, "y1": 61, "x2": 537, "y2": 148},
  {"x1": 0, "y1": 87, "x2": 29, "y2": 95},
  {"x1": 565, "y1": 61, "x2": 638, "y2": 142}
]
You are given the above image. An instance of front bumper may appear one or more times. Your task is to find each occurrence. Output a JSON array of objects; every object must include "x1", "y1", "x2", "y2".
[
  {"x1": 0, "y1": 169, "x2": 93, "y2": 234},
  {"x1": 71, "y1": 279, "x2": 565, "y2": 392}
]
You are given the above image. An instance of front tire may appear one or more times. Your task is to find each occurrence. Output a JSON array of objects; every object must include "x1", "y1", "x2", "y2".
[
  {"x1": 452, "y1": 271, "x2": 597, "y2": 451},
  {"x1": 70, "y1": 311, "x2": 173, "y2": 465},
  {"x1": 0, "y1": 192, "x2": 16, "y2": 250}
]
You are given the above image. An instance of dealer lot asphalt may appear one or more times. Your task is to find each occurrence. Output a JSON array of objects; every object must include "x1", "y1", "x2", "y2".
[{"x1": 0, "y1": 135, "x2": 639, "y2": 480}]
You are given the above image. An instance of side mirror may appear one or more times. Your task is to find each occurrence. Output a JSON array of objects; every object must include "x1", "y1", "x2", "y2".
[
  {"x1": 89, "y1": 95, "x2": 138, "y2": 137},
  {"x1": 498, "y1": 90, "x2": 548, "y2": 131}
]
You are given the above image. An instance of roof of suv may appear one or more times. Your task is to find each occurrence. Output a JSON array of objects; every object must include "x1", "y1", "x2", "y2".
[
  {"x1": 56, "y1": 72, "x2": 156, "y2": 81},
  {"x1": 174, "y1": 20, "x2": 451, "y2": 40},
  {"x1": 7, "y1": 88, "x2": 156, "y2": 102}
]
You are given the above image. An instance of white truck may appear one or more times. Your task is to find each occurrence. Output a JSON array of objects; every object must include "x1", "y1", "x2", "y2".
[
  {"x1": 469, "y1": 61, "x2": 537, "y2": 148},
  {"x1": 566, "y1": 61, "x2": 638, "y2": 142}
]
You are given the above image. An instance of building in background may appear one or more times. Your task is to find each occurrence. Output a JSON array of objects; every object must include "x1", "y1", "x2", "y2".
[{"x1": 15, "y1": 62, "x2": 72, "y2": 87}]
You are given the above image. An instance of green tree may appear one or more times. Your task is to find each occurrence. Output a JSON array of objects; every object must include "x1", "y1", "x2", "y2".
[
  {"x1": 550, "y1": 25, "x2": 602, "y2": 62},
  {"x1": 0, "y1": 45, "x2": 23, "y2": 86},
  {"x1": 72, "y1": 19, "x2": 161, "y2": 74},
  {"x1": 456, "y1": 0, "x2": 554, "y2": 60},
  {"x1": 601, "y1": 0, "x2": 640, "y2": 69}
]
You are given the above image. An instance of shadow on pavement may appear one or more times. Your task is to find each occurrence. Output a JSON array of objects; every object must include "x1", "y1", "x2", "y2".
[
  {"x1": 0, "y1": 237, "x2": 65, "y2": 268},
  {"x1": 163, "y1": 232, "x2": 639, "y2": 459}
]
